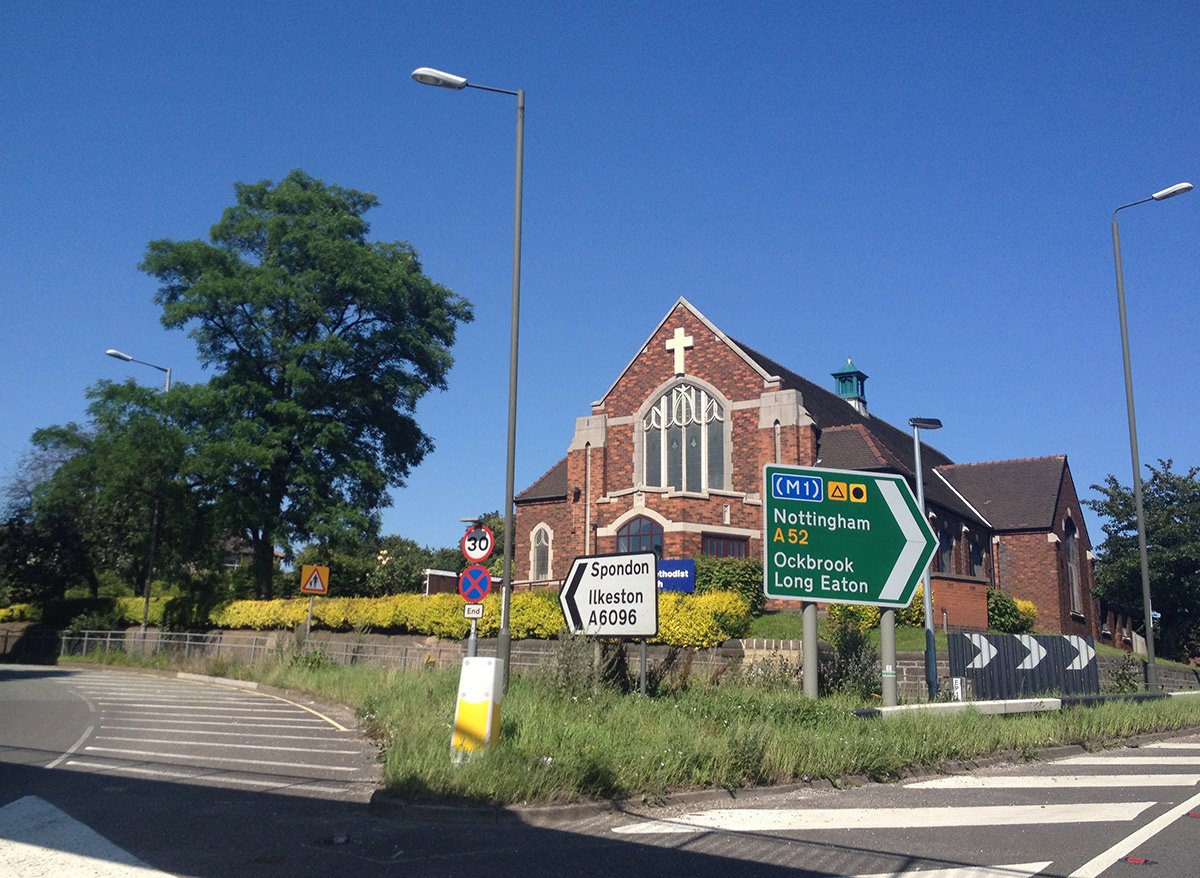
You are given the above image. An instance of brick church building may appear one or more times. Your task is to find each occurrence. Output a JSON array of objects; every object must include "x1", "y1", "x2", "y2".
[{"x1": 514, "y1": 298, "x2": 1100, "y2": 638}]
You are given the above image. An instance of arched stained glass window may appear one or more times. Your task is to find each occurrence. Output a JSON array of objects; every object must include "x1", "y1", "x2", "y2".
[
  {"x1": 617, "y1": 516, "x2": 663, "y2": 555},
  {"x1": 642, "y1": 383, "x2": 725, "y2": 493},
  {"x1": 532, "y1": 525, "x2": 552, "y2": 581}
]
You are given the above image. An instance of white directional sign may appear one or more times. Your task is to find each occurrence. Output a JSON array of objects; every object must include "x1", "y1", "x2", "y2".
[{"x1": 559, "y1": 552, "x2": 659, "y2": 637}]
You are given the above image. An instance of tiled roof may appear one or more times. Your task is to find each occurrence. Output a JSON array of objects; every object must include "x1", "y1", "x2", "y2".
[
  {"x1": 937, "y1": 456, "x2": 1067, "y2": 531},
  {"x1": 516, "y1": 457, "x2": 568, "y2": 502}
]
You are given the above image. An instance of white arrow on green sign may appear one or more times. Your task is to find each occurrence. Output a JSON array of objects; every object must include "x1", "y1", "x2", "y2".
[{"x1": 762, "y1": 464, "x2": 938, "y2": 608}]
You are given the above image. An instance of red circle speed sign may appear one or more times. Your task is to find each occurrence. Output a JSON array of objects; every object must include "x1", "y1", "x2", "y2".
[{"x1": 461, "y1": 525, "x2": 495, "y2": 564}]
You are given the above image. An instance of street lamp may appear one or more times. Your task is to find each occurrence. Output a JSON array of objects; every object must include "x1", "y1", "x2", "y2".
[
  {"x1": 106, "y1": 349, "x2": 171, "y2": 393},
  {"x1": 909, "y1": 416, "x2": 942, "y2": 700},
  {"x1": 413, "y1": 67, "x2": 524, "y2": 690},
  {"x1": 1111, "y1": 180, "x2": 1193, "y2": 691},
  {"x1": 106, "y1": 348, "x2": 172, "y2": 639}
]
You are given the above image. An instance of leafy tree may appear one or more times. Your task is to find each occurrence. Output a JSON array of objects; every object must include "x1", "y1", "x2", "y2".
[
  {"x1": 140, "y1": 170, "x2": 472, "y2": 597},
  {"x1": 1087, "y1": 459, "x2": 1200, "y2": 661},
  {"x1": 18, "y1": 381, "x2": 215, "y2": 601}
]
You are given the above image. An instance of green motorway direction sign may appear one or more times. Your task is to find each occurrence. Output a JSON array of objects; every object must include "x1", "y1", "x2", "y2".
[{"x1": 763, "y1": 464, "x2": 938, "y2": 609}]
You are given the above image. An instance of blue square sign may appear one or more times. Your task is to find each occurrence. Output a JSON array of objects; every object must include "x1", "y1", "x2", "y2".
[{"x1": 657, "y1": 559, "x2": 695, "y2": 593}]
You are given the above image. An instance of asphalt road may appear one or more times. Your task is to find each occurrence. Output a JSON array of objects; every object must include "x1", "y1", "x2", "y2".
[{"x1": 4, "y1": 664, "x2": 1200, "y2": 876}]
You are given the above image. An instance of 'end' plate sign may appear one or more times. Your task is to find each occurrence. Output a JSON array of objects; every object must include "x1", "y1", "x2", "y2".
[{"x1": 559, "y1": 552, "x2": 658, "y2": 637}]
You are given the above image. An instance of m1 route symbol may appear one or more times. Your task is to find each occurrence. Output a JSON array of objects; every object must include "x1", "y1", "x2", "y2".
[
  {"x1": 560, "y1": 552, "x2": 658, "y2": 637},
  {"x1": 763, "y1": 464, "x2": 938, "y2": 609},
  {"x1": 461, "y1": 525, "x2": 495, "y2": 564},
  {"x1": 458, "y1": 565, "x2": 491, "y2": 604}
]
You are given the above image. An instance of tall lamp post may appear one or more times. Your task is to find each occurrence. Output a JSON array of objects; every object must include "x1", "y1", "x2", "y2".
[
  {"x1": 1111, "y1": 180, "x2": 1193, "y2": 691},
  {"x1": 412, "y1": 67, "x2": 524, "y2": 690},
  {"x1": 909, "y1": 416, "x2": 942, "y2": 700},
  {"x1": 106, "y1": 348, "x2": 172, "y2": 638}
]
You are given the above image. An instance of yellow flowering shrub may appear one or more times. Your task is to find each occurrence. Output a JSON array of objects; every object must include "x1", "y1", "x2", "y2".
[
  {"x1": 654, "y1": 591, "x2": 751, "y2": 648},
  {"x1": 1014, "y1": 597, "x2": 1038, "y2": 632},
  {"x1": 0, "y1": 603, "x2": 40, "y2": 623},
  {"x1": 827, "y1": 602, "x2": 881, "y2": 632},
  {"x1": 897, "y1": 585, "x2": 925, "y2": 627}
]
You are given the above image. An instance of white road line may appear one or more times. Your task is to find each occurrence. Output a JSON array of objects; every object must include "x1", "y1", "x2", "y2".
[
  {"x1": 1070, "y1": 788, "x2": 1200, "y2": 877},
  {"x1": 0, "y1": 796, "x2": 173, "y2": 876},
  {"x1": 44, "y1": 724, "x2": 96, "y2": 770},
  {"x1": 98, "y1": 709, "x2": 326, "y2": 723},
  {"x1": 612, "y1": 802, "x2": 1153, "y2": 835},
  {"x1": 1058, "y1": 755, "x2": 1200, "y2": 766},
  {"x1": 908, "y1": 774, "x2": 1200, "y2": 789},
  {"x1": 91, "y1": 715, "x2": 327, "y2": 730},
  {"x1": 97, "y1": 701, "x2": 300, "y2": 713},
  {"x1": 853, "y1": 864, "x2": 1052, "y2": 878},
  {"x1": 1141, "y1": 741, "x2": 1200, "y2": 749},
  {"x1": 82, "y1": 745, "x2": 360, "y2": 771},
  {"x1": 100, "y1": 724, "x2": 348, "y2": 741},
  {"x1": 94, "y1": 735, "x2": 360, "y2": 754},
  {"x1": 64, "y1": 759, "x2": 352, "y2": 794}
]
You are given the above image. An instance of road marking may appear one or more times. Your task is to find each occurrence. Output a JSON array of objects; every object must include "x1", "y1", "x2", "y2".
[
  {"x1": 44, "y1": 724, "x2": 95, "y2": 770},
  {"x1": 0, "y1": 796, "x2": 173, "y2": 876},
  {"x1": 613, "y1": 802, "x2": 1153, "y2": 834},
  {"x1": 82, "y1": 745, "x2": 360, "y2": 771},
  {"x1": 91, "y1": 715, "x2": 327, "y2": 729},
  {"x1": 1142, "y1": 741, "x2": 1200, "y2": 749},
  {"x1": 1058, "y1": 755, "x2": 1200, "y2": 766},
  {"x1": 853, "y1": 864, "x2": 1052, "y2": 878},
  {"x1": 100, "y1": 724, "x2": 348, "y2": 741},
  {"x1": 909, "y1": 773, "x2": 1200, "y2": 789},
  {"x1": 94, "y1": 735, "x2": 361, "y2": 754},
  {"x1": 96, "y1": 708, "x2": 328, "y2": 723},
  {"x1": 64, "y1": 759, "x2": 354, "y2": 794},
  {"x1": 1070, "y1": 788, "x2": 1200, "y2": 877}
]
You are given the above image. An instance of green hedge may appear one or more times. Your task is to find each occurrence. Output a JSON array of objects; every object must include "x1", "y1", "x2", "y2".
[{"x1": 33, "y1": 588, "x2": 752, "y2": 649}]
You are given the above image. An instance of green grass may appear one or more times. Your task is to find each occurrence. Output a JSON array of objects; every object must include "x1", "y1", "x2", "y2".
[{"x1": 61, "y1": 646, "x2": 1200, "y2": 807}]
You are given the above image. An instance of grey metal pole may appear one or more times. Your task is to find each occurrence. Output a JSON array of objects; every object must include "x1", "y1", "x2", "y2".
[
  {"x1": 1112, "y1": 211, "x2": 1159, "y2": 691},
  {"x1": 913, "y1": 425, "x2": 937, "y2": 700},
  {"x1": 802, "y1": 602, "x2": 818, "y2": 698},
  {"x1": 497, "y1": 87, "x2": 524, "y2": 693},
  {"x1": 881, "y1": 607, "x2": 897, "y2": 706}
]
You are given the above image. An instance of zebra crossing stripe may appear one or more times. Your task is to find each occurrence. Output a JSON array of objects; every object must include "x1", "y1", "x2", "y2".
[
  {"x1": 612, "y1": 802, "x2": 1153, "y2": 834},
  {"x1": 853, "y1": 863, "x2": 1052, "y2": 878}
]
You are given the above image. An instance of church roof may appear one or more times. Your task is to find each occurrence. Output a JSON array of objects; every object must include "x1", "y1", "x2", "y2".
[
  {"x1": 517, "y1": 457, "x2": 569, "y2": 502},
  {"x1": 937, "y1": 456, "x2": 1068, "y2": 531}
]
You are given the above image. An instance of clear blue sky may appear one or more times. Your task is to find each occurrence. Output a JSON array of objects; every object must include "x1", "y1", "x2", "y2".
[{"x1": 2, "y1": 2, "x2": 1197, "y2": 553}]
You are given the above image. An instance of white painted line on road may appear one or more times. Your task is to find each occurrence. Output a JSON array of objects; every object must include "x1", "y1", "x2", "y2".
[
  {"x1": 96, "y1": 708, "x2": 327, "y2": 723},
  {"x1": 97, "y1": 701, "x2": 301, "y2": 713},
  {"x1": 1070, "y1": 787, "x2": 1200, "y2": 877},
  {"x1": 94, "y1": 734, "x2": 360, "y2": 754},
  {"x1": 100, "y1": 724, "x2": 348, "y2": 742},
  {"x1": 1058, "y1": 755, "x2": 1200, "y2": 766},
  {"x1": 613, "y1": 802, "x2": 1153, "y2": 835},
  {"x1": 0, "y1": 796, "x2": 173, "y2": 876},
  {"x1": 853, "y1": 863, "x2": 1052, "y2": 878},
  {"x1": 44, "y1": 723, "x2": 95, "y2": 770},
  {"x1": 64, "y1": 759, "x2": 353, "y2": 794},
  {"x1": 909, "y1": 774, "x2": 1200, "y2": 789},
  {"x1": 90, "y1": 715, "x2": 329, "y2": 730},
  {"x1": 1142, "y1": 741, "x2": 1200, "y2": 749},
  {"x1": 82, "y1": 745, "x2": 360, "y2": 771}
]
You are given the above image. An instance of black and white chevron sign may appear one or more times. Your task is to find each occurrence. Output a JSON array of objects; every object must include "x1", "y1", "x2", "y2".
[{"x1": 947, "y1": 633, "x2": 1100, "y2": 699}]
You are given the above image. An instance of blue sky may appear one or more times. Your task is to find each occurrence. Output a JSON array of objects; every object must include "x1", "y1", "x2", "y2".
[{"x1": 2, "y1": 2, "x2": 1197, "y2": 554}]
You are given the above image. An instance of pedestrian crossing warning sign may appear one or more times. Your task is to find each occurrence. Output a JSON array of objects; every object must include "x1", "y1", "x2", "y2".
[{"x1": 300, "y1": 564, "x2": 329, "y2": 595}]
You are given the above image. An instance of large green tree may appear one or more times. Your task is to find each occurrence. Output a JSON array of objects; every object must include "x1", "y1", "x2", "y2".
[
  {"x1": 140, "y1": 170, "x2": 472, "y2": 597},
  {"x1": 1087, "y1": 459, "x2": 1200, "y2": 661}
]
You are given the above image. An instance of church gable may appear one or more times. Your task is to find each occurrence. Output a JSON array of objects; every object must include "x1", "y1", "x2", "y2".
[{"x1": 595, "y1": 298, "x2": 776, "y2": 417}]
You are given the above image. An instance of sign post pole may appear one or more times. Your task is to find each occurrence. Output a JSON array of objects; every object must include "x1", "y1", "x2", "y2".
[
  {"x1": 881, "y1": 608, "x2": 897, "y2": 706},
  {"x1": 764, "y1": 464, "x2": 937, "y2": 701}
]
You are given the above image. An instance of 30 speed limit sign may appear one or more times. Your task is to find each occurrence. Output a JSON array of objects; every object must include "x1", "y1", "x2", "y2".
[{"x1": 461, "y1": 525, "x2": 495, "y2": 564}]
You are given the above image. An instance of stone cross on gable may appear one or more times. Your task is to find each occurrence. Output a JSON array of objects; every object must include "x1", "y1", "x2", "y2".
[{"x1": 665, "y1": 326, "x2": 694, "y2": 375}]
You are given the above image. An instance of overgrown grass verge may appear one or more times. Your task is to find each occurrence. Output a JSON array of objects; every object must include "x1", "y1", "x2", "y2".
[{"x1": 62, "y1": 650, "x2": 1200, "y2": 806}]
